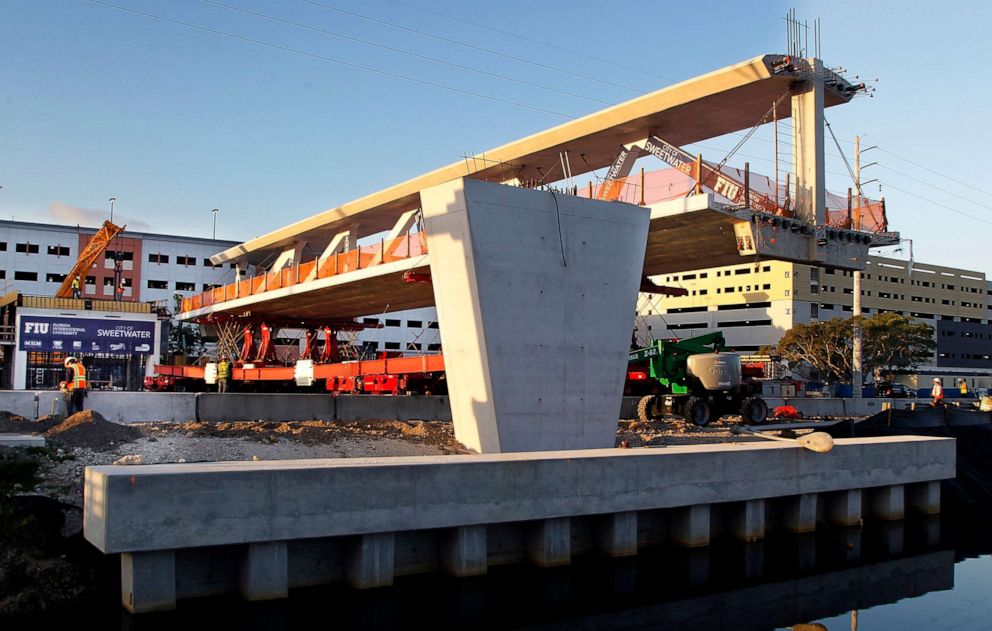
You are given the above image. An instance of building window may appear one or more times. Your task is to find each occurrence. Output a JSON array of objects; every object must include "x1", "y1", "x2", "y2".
[
  {"x1": 785, "y1": 290, "x2": 790, "y2": 296},
  {"x1": 15, "y1": 243, "x2": 39, "y2": 254},
  {"x1": 385, "y1": 319, "x2": 402, "y2": 327},
  {"x1": 785, "y1": 271, "x2": 790, "y2": 278},
  {"x1": 406, "y1": 343, "x2": 421, "y2": 351},
  {"x1": 762, "y1": 266, "x2": 771, "y2": 273},
  {"x1": 427, "y1": 343, "x2": 442, "y2": 351},
  {"x1": 202, "y1": 283, "x2": 222, "y2": 291},
  {"x1": 147, "y1": 280, "x2": 168, "y2": 289},
  {"x1": 735, "y1": 268, "x2": 749, "y2": 275},
  {"x1": 203, "y1": 258, "x2": 221, "y2": 267},
  {"x1": 105, "y1": 251, "x2": 133, "y2": 261},
  {"x1": 0, "y1": 242, "x2": 6, "y2": 251},
  {"x1": 725, "y1": 287, "x2": 735, "y2": 293},
  {"x1": 175, "y1": 281, "x2": 196, "y2": 292},
  {"x1": 362, "y1": 318, "x2": 380, "y2": 325},
  {"x1": 45, "y1": 273, "x2": 67, "y2": 283},
  {"x1": 384, "y1": 342, "x2": 400, "y2": 350},
  {"x1": 428, "y1": 322, "x2": 440, "y2": 329},
  {"x1": 47, "y1": 245, "x2": 70, "y2": 257},
  {"x1": 682, "y1": 273, "x2": 697, "y2": 280},
  {"x1": 176, "y1": 255, "x2": 196, "y2": 266},
  {"x1": 14, "y1": 271, "x2": 38, "y2": 281},
  {"x1": 148, "y1": 253, "x2": 170, "y2": 264},
  {"x1": 407, "y1": 320, "x2": 423, "y2": 328},
  {"x1": 762, "y1": 284, "x2": 771, "y2": 290},
  {"x1": 0, "y1": 270, "x2": 5, "y2": 279},
  {"x1": 811, "y1": 303, "x2": 819, "y2": 319},
  {"x1": 700, "y1": 273, "x2": 708, "y2": 278}
]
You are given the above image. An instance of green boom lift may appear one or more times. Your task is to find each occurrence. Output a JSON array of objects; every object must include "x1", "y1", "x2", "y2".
[{"x1": 629, "y1": 332, "x2": 768, "y2": 426}]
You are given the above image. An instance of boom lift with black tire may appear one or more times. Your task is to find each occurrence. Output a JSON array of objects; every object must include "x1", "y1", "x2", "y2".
[{"x1": 628, "y1": 332, "x2": 768, "y2": 426}]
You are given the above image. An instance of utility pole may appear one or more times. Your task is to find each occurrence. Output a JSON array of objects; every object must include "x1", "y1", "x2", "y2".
[
  {"x1": 109, "y1": 197, "x2": 116, "y2": 223},
  {"x1": 212, "y1": 208, "x2": 220, "y2": 240},
  {"x1": 852, "y1": 136, "x2": 863, "y2": 398}
]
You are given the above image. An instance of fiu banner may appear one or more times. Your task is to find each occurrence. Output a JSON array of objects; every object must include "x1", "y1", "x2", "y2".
[{"x1": 19, "y1": 316, "x2": 156, "y2": 354}]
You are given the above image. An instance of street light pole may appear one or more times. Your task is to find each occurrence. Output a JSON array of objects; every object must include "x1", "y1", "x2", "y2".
[
  {"x1": 109, "y1": 197, "x2": 116, "y2": 223},
  {"x1": 212, "y1": 208, "x2": 220, "y2": 240}
]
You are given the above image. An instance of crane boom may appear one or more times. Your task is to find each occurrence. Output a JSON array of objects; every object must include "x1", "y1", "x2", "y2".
[{"x1": 55, "y1": 220, "x2": 125, "y2": 298}]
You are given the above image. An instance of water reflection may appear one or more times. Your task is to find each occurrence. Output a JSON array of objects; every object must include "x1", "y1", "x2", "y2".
[{"x1": 22, "y1": 517, "x2": 971, "y2": 630}]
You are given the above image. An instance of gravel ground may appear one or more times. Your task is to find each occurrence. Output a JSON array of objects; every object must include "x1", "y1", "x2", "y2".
[{"x1": 3, "y1": 411, "x2": 853, "y2": 509}]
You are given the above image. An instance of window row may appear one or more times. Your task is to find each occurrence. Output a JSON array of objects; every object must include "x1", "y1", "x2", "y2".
[
  {"x1": 361, "y1": 318, "x2": 440, "y2": 329},
  {"x1": 147, "y1": 253, "x2": 232, "y2": 268}
]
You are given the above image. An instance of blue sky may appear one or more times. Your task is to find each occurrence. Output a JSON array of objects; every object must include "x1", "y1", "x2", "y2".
[{"x1": 1, "y1": 0, "x2": 990, "y2": 273}]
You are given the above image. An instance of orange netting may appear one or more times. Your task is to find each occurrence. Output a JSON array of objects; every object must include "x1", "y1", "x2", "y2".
[
  {"x1": 182, "y1": 232, "x2": 428, "y2": 313},
  {"x1": 579, "y1": 166, "x2": 887, "y2": 232}
]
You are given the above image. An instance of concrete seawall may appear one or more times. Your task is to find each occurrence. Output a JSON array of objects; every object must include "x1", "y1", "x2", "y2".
[
  {"x1": 1, "y1": 390, "x2": 914, "y2": 424},
  {"x1": 84, "y1": 435, "x2": 954, "y2": 613}
]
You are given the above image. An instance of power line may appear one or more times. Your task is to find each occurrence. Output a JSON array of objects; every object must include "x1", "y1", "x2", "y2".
[
  {"x1": 877, "y1": 147, "x2": 991, "y2": 199},
  {"x1": 879, "y1": 180, "x2": 992, "y2": 227},
  {"x1": 298, "y1": 0, "x2": 645, "y2": 94},
  {"x1": 79, "y1": 0, "x2": 575, "y2": 119},
  {"x1": 876, "y1": 163, "x2": 992, "y2": 213},
  {"x1": 388, "y1": 0, "x2": 678, "y2": 83},
  {"x1": 200, "y1": 0, "x2": 614, "y2": 106}
]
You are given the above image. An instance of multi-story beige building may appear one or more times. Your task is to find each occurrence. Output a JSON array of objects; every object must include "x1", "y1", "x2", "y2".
[{"x1": 636, "y1": 256, "x2": 992, "y2": 386}]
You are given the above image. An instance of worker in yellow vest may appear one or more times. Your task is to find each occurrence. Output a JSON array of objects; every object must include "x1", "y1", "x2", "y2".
[
  {"x1": 64, "y1": 356, "x2": 88, "y2": 415},
  {"x1": 71, "y1": 276, "x2": 81, "y2": 299},
  {"x1": 217, "y1": 355, "x2": 231, "y2": 393}
]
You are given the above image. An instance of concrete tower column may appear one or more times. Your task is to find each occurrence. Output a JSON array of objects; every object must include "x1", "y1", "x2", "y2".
[
  {"x1": 791, "y1": 58, "x2": 826, "y2": 226},
  {"x1": 421, "y1": 178, "x2": 649, "y2": 453}
]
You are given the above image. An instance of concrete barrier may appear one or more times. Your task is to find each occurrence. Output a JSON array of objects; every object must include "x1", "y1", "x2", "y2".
[
  {"x1": 197, "y1": 393, "x2": 335, "y2": 422},
  {"x1": 82, "y1": 392, "x2": 197, "y2": 424},
  {"x1": 335, "y1": 395, "x2": 451, "y2": 421},
  {"x1": 0, "y1": 391, "x2": 39, "y2": 419}
]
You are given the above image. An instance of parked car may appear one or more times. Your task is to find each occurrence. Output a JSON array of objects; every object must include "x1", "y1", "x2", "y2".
[{"x1": 876, "y1": 383, "x2": 914, "y2": 398}]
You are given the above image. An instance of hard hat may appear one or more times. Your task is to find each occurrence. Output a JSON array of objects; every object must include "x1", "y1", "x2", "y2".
[
  {"x1": 933, "y1": 377, "x2": 940, "y2": 383},
  {"x1": 64, "y1": 356, "x2": 77, "y2": 366}
]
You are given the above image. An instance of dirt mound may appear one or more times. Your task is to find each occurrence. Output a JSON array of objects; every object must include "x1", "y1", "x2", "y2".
[
  {"x1": 44, "y1": 411, "x2": 144, "y2": 450},
  {"x1": 0, "y1": 411, "x2": 29, "y2": 433}
]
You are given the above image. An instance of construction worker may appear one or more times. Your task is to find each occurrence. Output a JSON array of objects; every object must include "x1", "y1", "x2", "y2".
[
  {"x1": 116, "y1": 277, "x2": 126, "y2": 301},
  {"x1": 64, "y1": 356, "x2": 87, "y2": 415},
  {"x1": 930, "y1": 377, "x2": 944, "y2": 408},
  {"x1": 71, "y1": 276, "x2": 81, "y2": 299},
  {"x1": 217, "y1": 354, "x2": 231, "y2": 393},
  {"x1": 960, "y1": 378, "x2": 970, "y2": 398}
]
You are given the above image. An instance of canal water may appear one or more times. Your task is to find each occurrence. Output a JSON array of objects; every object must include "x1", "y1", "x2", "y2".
[{"x1": 22, "y1": 514, "x2": 992, "y2": 629}]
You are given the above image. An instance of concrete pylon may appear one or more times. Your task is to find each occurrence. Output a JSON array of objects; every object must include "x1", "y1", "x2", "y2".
[
  {"x1": 421, "y1": 178, "x2": 650, "y2": 453},
  {"x1": 791, "y1": 58, "x2": 826, "y2": 226}
]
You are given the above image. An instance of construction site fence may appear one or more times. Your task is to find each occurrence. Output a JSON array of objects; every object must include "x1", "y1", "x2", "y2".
[
  {"x1": 182, "y1": 233, "x2": 427, "y2": 313},
  {"x1": 575, "y1": 166, "x2": 888, "y2": 233}
]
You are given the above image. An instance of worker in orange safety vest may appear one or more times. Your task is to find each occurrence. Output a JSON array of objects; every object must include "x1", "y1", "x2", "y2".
[{"x1": 64, "y1": 356, "x2": 88, "y2": 415}]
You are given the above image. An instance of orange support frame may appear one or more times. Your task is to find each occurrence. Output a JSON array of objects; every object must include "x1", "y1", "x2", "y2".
[{"x1": 56, "y1": 220, "x2": 125, "y2": 298}]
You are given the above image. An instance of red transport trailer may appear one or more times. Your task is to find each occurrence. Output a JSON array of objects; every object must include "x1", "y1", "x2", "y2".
[{"x1": 146, "y1": 353, "x2": 447, "y2": 395}]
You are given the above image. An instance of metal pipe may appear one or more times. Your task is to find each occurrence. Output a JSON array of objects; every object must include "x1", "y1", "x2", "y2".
[{"x1": 744, "y1": 162, "x2": 751, "y2": 208}]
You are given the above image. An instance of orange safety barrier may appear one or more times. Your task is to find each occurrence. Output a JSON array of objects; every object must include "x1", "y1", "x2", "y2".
[
  {"x1": 152, "y1": 353, "x2": 444, "y2": 382},
  {"x1": 180, "y1": 233, "x2": 430, "y2": 313}
]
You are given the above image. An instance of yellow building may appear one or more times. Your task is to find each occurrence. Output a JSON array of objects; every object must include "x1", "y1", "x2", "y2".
[{"x1": 636, "y1": 256, "x2": 992, "y2": 388}]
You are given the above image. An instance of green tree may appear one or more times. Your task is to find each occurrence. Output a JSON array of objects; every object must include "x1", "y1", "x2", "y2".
[{"x1": 775, "y1": 313, "x2": 935, "y2": 383}]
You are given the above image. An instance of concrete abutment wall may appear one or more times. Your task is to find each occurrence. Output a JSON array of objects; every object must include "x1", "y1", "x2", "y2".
[{"x1": 84, "y1": 437, "x2": 955, "y2": 613}]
